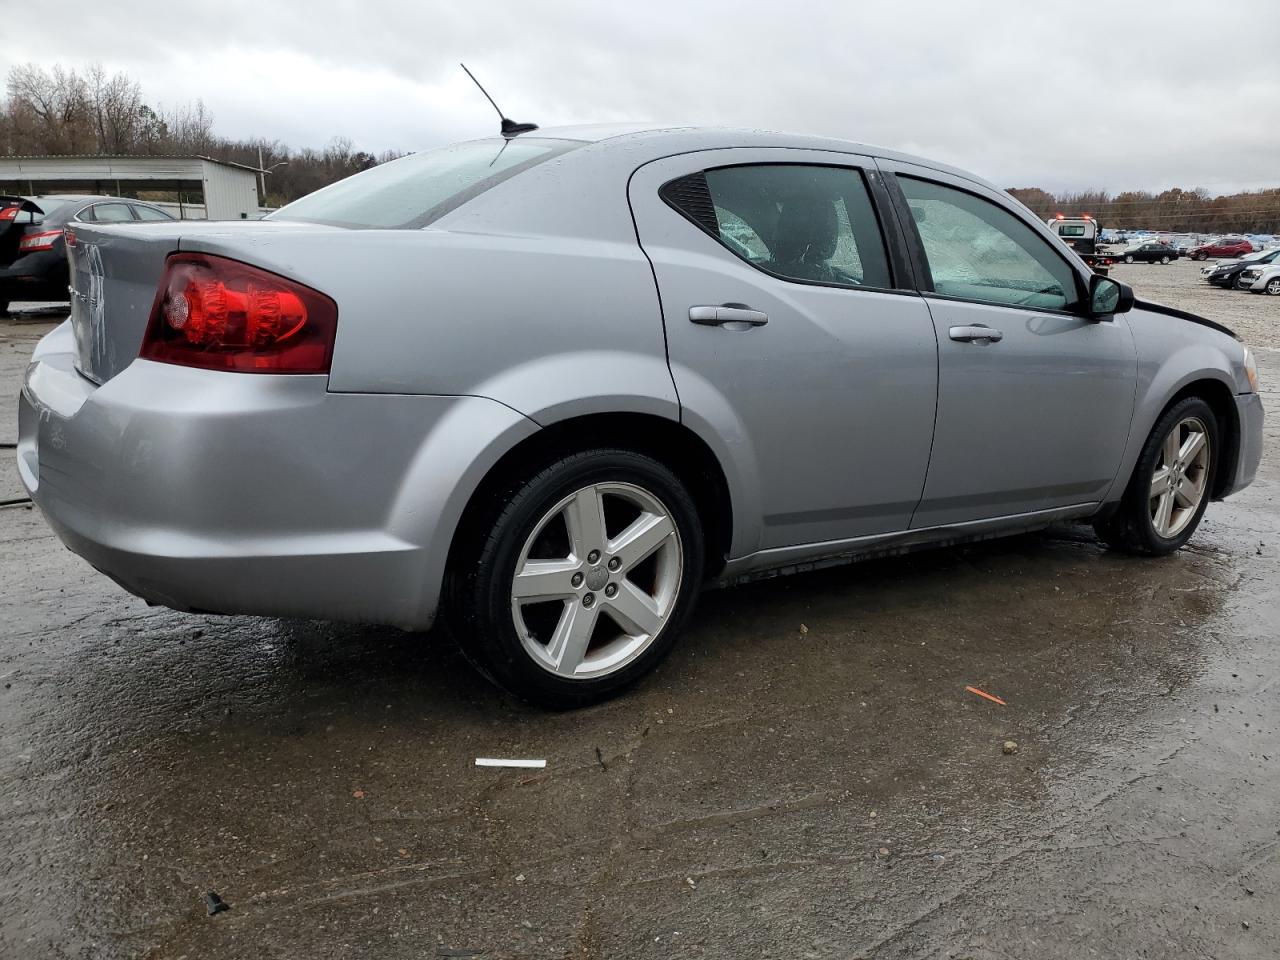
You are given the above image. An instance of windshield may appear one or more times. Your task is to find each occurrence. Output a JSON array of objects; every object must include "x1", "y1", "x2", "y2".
[{"x1": 270, "y1": 137, "x2": 581, "y2": 229}]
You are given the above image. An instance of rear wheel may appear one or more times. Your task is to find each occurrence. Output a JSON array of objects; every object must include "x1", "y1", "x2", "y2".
[
  {"x1": 1094, "y1": 397, "x2": 1217, "y2": 556},
  {"x1": 0, "y1": 301, "x2": 8, "y2": 316},
  {"x1": 447, "y1": 449, "x2": 705, "y2": 708},
  {"x1": 1160, "y1": 256, "x2": 1170, "y2": 265},
  {"x1": 1124, "y1": 254, "x2": 1135, "y2": 263}
]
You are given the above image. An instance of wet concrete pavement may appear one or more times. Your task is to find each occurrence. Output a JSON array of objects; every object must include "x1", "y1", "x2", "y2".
[{"x1": 2, "y1": 286, "x2": 1278, "y2": 958}]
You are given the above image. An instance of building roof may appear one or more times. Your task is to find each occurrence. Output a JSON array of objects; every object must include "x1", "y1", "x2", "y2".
[{"x1": 0, "y1": 155, "x2": 262, "y2": 180}]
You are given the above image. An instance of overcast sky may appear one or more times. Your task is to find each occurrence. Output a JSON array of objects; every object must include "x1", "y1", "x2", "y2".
[{"x1": 4, "y1": 0, "x2": 1278, "y2": 195}]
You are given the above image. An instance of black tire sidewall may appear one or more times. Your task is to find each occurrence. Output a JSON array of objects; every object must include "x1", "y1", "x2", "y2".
[
  {"x1": 1120, "y1": 397, "x2": 1219, "y2": 554},
  {"x1": 454, "y1": 449, "x2": 705, "y2": 708}
]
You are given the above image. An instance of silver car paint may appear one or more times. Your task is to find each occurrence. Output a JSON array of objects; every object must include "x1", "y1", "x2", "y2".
[
  {"x1": 627, "y1": 147, "x2": 939, "y2": 550},
  {"x1": 18, "y1": 125, "x2": 1264, "y2": 630},
  {"x1": 874, "y1": 157, "x2": 1139, "y2": 528}
]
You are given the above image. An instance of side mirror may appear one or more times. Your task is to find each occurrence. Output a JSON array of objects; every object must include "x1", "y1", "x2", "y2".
[{"x1": 1089, "y1": 274, "x2": 1133, "y2": 318}]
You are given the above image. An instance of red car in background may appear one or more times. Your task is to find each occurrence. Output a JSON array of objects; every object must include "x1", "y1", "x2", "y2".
[{"x1": 1189, "y1": 237, "x2": 1253, "y2": 261}]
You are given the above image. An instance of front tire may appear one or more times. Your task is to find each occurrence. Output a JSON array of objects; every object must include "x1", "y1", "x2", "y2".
[
  {"x1": 1194, "y1": 252, "x2": 1207, "y2": 261},
  {"x1": 447, "y1": 449, "x2": 705, "y2": 708},
  {"x1": 1094, "y1": 397, "x2": 1217, "y2": 556},
  {"x1": 1266, "y1": 277, "x2": 1280, "y2": 296},
  {"x1": 1160, "y1": 256, "x2": 1170, "y2": 265}
]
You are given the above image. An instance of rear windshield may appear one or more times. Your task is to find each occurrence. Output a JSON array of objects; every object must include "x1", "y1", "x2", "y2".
[
  {"x1": 269, "y1": 137, "x2": 581, "y2": 229},
  {"x1": 30, "y1": 197, "x2": 73, "y2": 216}
]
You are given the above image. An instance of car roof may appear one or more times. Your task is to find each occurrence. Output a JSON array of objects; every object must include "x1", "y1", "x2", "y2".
[
  {"x1": 528, "y1": 124, "x2": 1002, "y2": 193},
  {"x1": 26, "y1": 194, "x2": 118, "y2": 204}
]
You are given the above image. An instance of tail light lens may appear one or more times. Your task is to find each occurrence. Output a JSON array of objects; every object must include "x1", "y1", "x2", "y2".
[
  {"x1": 0, "y1": 206, "x2": 19, "y2": 222},
  {"x1": 140, "y1": 253, "x2": 338, "y2": 374},
  {"x1": 18, "y1": 230, "x2": 62, "y2": 252}
]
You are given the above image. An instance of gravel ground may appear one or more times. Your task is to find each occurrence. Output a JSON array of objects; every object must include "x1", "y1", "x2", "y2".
[
  {"x1": 2, "y1": 268, "x2": 1278, "y2": 959},
  {"x1": 1109, "y1": 257, "x2": 1280, "y2": 350}
]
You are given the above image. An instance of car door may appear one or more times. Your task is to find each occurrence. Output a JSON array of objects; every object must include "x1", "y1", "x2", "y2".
[
  {"x1": 628, "y1": 150, "x2": 939, "y2": 552},
  {"x1": 878, "y1": 161, "x2": 1137, "y2": 528}
]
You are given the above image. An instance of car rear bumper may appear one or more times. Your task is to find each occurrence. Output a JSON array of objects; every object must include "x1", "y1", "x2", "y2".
[
  {"x1": 18, "y1": 321, "x2": 536, "y2": 629},
  {"x1": 1220, "y1": 391, "x2": 1264, "y2": 498},
  {"x1": 0, "y1": 249, "x2": 67, "y2": 301}
]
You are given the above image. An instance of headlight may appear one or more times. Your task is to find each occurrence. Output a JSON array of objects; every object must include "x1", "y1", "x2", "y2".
[{"x1": 1243, "y1": 346, "x2": 1259, "y2": 393}]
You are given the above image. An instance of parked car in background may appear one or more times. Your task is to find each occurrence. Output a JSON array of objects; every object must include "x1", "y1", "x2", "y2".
[
  {"x1": 1203, "y1": 248, "x2": 1280, "y2": 287},
  {"x1": 1119, "y1": 241, "x2": 1180, "y2": 264},
  {"x1": 0, "y1": 195, "x2": 175, "y2": 314},
  {"x1": 1189, "y1": 237, "x2": 1252, "y2": 261},
  {"x1": 1237, "y1": 262, "x2": 1280, "y2": 295},
  {"x1": 17, "y1": 125, "x2": 1264, "y2": 707}
]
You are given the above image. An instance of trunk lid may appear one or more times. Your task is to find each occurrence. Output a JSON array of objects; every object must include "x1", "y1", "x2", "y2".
[
  {"x1": 67, "y1": 221, "x2": 183, "y2": 383},
  {"x1": 67, "y1": 219, "x2": 341, "y2": 383}
]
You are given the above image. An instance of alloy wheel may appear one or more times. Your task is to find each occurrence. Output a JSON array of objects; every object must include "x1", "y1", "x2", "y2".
[
  {"x1": 1266, "y1": 278, "x2": 1280, "y2": 296},
  {"x1": 510, "y1": 482, "x2": 683, "y2": 679},
  {"x1": 1149, "y1": 416, "x2": 1211, "y2": 539}
]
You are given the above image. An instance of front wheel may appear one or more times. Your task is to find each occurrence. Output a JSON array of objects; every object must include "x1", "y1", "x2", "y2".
[
  {"x1": 1266, "y1": 277, "x2": 1280, "y2": 296},
  {"x1": 1094, "y1": 397, "x2": 1217, "y2": 556},
  {"x1": 447, "y1": 449, "x2": 705, "y2": 708},
  {"x1": 1193, "y1": 252, "x2": 1207, "y2": 261},
  {"x1": 1160, "y1": 256, "x2": 1170, "y2": 265}
]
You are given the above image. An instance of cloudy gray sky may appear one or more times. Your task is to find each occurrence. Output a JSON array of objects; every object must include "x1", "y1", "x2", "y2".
[{"x1": 4, "y1": 0, "x2": 1278, "y2": 195}]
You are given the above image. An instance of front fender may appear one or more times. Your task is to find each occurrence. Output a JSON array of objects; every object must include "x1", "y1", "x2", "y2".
[{"x1": 1103, "y1": 310, "x2": 1245, "y2": 503}]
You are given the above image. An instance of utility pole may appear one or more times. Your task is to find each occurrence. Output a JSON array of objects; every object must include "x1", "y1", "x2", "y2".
[{"x1": 258, "y1": 145, "x2": 266, "y2": 205}]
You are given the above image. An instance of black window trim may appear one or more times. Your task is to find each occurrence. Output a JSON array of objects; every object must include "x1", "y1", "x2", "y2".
[
  {"x1": 658, "y1": 160, "x2": 914, "y2": 297},
  {"x1": 885, "y1": 171, "x2": 1094, "y2": 319}
]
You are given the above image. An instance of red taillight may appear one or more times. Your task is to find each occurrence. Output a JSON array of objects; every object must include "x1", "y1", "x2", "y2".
[
  {"x1": 64, "y1": 227, "x2": 76, "y2": 247},
  {"x1": 0, "y1": 206, "x2": 19, "y2": 222},
  {"x1": 140, "y1": 253, "x2": 338, "y2": 374},
  {"x1": 18, "y1": 229, "x2": 61, "y2": 253}
]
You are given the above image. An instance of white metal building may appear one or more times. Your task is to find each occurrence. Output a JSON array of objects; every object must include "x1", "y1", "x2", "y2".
[{"x1": 0, "y1": 155, "x2": 261, "y2": 220}]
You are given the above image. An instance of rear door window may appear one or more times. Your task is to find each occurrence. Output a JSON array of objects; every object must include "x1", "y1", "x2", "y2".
[
  {"x1": 661, "y1": 164, "x2": 892, "y2": 289},
  {"x1": 132, "y1": 204, "x2": 173, "y2": 221},
  {"x1": 270, "y1": 137, "x2": 581, "y2": 229},
  {"x1": 91, "y1": 203, "x2": 136, "y2": 223}
]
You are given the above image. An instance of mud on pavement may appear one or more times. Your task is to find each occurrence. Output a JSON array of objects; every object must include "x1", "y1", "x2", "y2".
[{"x1": 2, "y1": 277, "x2": 1278, "y2": 958}]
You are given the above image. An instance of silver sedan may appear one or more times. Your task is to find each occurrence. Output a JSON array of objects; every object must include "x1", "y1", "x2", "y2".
[{"x1": 17, "y1": 125, "x2": 1264, "y2": 707}]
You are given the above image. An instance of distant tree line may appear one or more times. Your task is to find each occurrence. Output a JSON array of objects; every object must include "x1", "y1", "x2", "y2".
[
  {"x1": 1008, "y1": 185, "x2": 1280, "y2": 235},
  {"x1": 0, "y1": 63, "x2": 400, "y2": 205},
  {"x1": 4, "y1": 62, "x2": 1279, "y2": 230}
]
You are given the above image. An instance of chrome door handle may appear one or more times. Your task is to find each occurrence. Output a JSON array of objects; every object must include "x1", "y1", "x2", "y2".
[
  {"x1": 689, "y1": 304, "x2": 769, "y2": 327},
  {"x1": 949, "y1": 324, "x2": 1003, "y2": 343}
]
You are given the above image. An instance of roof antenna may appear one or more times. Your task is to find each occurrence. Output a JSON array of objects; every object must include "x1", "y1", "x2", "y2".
[{"x1": 460, "y1": 63, "x2": 538, "y2": 139}]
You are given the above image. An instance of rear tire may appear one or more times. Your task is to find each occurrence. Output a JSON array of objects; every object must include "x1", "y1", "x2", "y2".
[
  {"x1": 0, "y1": 301, "x2": 8, "y2": 316},
  {"x1": 1160, "y1": 256, "x2": 1170, "y2": 265},
  {"x1": 447, "y1": 449, "x2": 705, "y2": 708},
  {"x1": 1094, "y1": 397, "x2": 1218, "y2": 556},
  {"x1": 1124, "y1": 255, "x2": 1135, "y2": 263}
]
